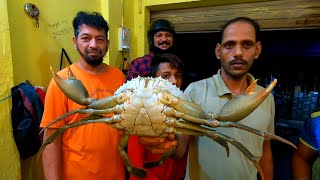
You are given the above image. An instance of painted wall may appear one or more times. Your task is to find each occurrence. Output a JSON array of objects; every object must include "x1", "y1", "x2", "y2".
[
  {"x1": 0, "y1": 1, "x2": 21, "y2": 179},
  {"x1": 1, "y1": 0, "x2": 127, "y2": 179},
  {"x1": 8, "y1": 0, "x2": 102, "y2": 88},
  {"x1": 7, "y1": 0, "x2": 128, "y2": 88}
]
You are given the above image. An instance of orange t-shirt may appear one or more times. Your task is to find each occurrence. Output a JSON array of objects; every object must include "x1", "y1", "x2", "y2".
[{"x1": 40, "y1": 63, "x2": 126, "y2": 180}]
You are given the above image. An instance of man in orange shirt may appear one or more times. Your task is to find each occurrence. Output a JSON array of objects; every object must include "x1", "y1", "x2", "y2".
[{"x1": 40, "y1": 11, "x2": 126, "y2": 180}]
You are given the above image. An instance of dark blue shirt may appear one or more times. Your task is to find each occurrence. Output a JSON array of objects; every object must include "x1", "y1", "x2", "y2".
[{"x1": 300, "y1": 111, "x2": 320, "y2": 153}]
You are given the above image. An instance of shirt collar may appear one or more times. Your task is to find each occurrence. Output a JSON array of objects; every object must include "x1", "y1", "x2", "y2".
[{"x1": 213, "y1": 69, "x2": 256, "y2": 97}]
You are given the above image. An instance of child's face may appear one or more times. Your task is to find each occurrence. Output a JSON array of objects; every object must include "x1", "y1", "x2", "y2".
[{"x1": 156, "y1": 62, "x2": 182, "y2": 88}]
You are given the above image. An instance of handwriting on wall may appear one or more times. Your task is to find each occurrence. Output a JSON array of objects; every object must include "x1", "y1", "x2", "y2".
[{"x1": 48, "y1": 19, "x2": 73, "y2": 40}]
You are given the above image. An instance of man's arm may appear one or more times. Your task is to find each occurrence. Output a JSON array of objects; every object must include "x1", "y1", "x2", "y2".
[
  {"x1": 259, "y1": 140, "x2": 273, "y2": 180},
  {"x1": 42, "y1": 128, "x2": 64, "y2": 180},
  {"x1": 292, "y1": 140, "x2": 318, "y2": 180}
]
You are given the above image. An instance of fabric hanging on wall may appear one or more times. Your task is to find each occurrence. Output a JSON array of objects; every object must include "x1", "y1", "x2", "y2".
[{"x1": 11, "y1": 82, "x2": 45, "y2": 159}]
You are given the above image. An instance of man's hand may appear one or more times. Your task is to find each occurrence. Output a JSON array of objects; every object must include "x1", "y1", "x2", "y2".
[{"x1": 138, "y1": 133, "x2": 177, "y2": 154}]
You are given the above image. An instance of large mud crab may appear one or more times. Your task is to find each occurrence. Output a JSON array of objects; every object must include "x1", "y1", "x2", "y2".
[{"x1": 40, "y1": 67, "x2": 296, "y2": 180}]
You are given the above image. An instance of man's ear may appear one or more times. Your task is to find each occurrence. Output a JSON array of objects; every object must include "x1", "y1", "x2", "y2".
[
  {"x1": 255, "y1": 41, "x2": 262, "y2": 59},
  {"x1": 215, "y1": 43, "x2": 221, "y2": 60},
  {"x1": 72, "y1": 36, "x2": 77, "y2": 49},
  {"x1": 106, "y1": 39, "x2": 110, "y2": 46}
]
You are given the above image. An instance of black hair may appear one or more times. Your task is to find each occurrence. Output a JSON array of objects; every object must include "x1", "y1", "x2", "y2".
[
  {"x1": 219, "y1": 17, "x2": 261, "y2": 42},
  {"x1": 150, "y1": 53, "x2": 184, "y2": 77},
  {"x1": 72, "y1": 11, "x2": 109, "y2": 38}
]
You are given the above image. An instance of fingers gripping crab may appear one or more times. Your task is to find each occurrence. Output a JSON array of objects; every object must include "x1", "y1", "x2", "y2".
[{"x1": 40, "y1": 67, "x2": 296, "y2": 180}]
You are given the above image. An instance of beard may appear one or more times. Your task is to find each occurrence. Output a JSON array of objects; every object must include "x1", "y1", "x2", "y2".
[
  {"x1": 76, "y1": 45, "x2": 105, "y2": 66},
  {"x1": 84, "y1": 54, "x2": 104, "y2": 66}
]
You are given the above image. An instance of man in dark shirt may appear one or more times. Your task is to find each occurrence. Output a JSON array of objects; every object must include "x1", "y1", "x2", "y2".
[{"x1": 126, "y1": 19, "x2": 176, "y2": 80}]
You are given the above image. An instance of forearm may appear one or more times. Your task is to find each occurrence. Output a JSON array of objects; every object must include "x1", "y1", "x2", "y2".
[
  {"x1": 292, "y1": 140, "x2": 318, "y2": 180},
  {"x1": 42, "y1": 128, "x2": 64, "y2": 180},
  {"x1": 292, "y1": 152, "x2": 312, "y2": 180},
  {"x1": 172, "y1": 135, "x2": 189, "y2": 160},
  {"x1": 259, "y1": 140, "x2": 273, "y2": 180}
]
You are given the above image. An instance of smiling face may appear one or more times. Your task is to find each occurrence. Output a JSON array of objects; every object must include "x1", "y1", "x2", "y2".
[
  {"x1": 153, "y1": 31, "x2": 173, "y2": 50},
  {"x1": 73, "y1": 24, "x2": 109, "y2": 66},
  {"x1": 215, "y1": 21, "x2": 261, "y2": 80},
  {"x1": 156, "y1": 62, "x2": 182, "y2": 88}
]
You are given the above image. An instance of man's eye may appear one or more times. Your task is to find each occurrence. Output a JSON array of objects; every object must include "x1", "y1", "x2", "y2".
[
  {"x1": 225, "y1": 43, "x2": 233, "y2": 49},
  {"x1": 244, "y1": 42, "x2": 253, "y2": 48},
  {"x1": 97, "y1": 38, "x2": 105, "y2": 42},
  {"x1": 161, "y1": 75, "x2": 170, "y2": 79},
  {"x1": 81, "y1": 37, "x2": 89, "y2": 41}
]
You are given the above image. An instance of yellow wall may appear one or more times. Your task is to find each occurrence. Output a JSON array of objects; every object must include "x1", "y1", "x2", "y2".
[
  {"x1": 8, "y1": 0, "x2": 102, "y2": 88},
  {"x1": 8, "y1": 0, "x2": 128, "y2": 88},
  {"x1": 2, "y1": 1, "x2": 127, "y2": 179},
  {"x1": 0, "y1": 0, "x2": 21, "y2": 179}
]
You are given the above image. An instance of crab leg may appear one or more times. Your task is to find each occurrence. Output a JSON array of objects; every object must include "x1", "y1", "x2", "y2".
[
  {"x1": 50, "y1": 66, "x2": 92, "y2": 106},
  {"x1": 160, "y1": 79, "x2": 277, "y2": 123},
  {"x1": 41, "y1": 115, "x2": 119, "y2": 146},
  {"x1": 174, "y1": 121, "x2": 264, "y2": 180},
  {"x1": 118, "y1": 134, "x2": 147, "y2": 178},
  {"x1": 164, "y1": 107, "x2": 296, "y2": 149},
  {"x1": 39, "y1": 105, "x2": 125, "y2": 135},
  {"x1": 50, "y1": 66, "x2": 127, "y2": 109},
  {"x1": 212, "y1": 79, "x2": 277, "y2": 122},
  {"x1": 212, "y1": 121, "x2": 296, "y2": 148},
  {"x1": 143, "y1": 149, "x2": 176, "y2": 168}
]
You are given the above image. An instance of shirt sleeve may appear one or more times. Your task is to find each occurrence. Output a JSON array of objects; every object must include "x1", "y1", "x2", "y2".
[
  {"x1": 300, "y1": 115, "x2": 320, "y2": 151},
  {"x1": 127, "y1": 58, "x2": 140, "y2": 81},
  {"x1": 184, "y1": 83, "x2": 198, "y2": 103},
  {"x1": 266, "y1": 95, "x2": 275, "y2": 136}
]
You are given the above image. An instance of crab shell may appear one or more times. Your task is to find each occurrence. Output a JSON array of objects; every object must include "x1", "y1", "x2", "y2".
[{"x1": 114, "y1": 77, "x2": 186, "y2": 137}]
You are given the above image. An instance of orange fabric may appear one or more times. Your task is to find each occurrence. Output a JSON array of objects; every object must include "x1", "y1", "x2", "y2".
[
  {"x1": 128, "y1": 135, "x2": 187, "y2": 180},
  {"x1": 40, "y1": 64, "x2": 126, "y2": 180}
]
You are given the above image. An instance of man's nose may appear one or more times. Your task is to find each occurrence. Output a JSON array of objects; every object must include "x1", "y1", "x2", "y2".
[
  {"x1": 89, "y1": 39, "x2": 98, "y2": 48},
  {"x1": 160, "y1": 35, "x2": 168, "y2": 41},
  {"x1": 234, "y1": 44, "x2": 243, "y2": 57},
  {"x1": 169, "y1": 76, "x2": 177, "y2": 85}
]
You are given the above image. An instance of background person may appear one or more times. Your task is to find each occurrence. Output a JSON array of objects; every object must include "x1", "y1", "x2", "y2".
[
  {"x1": 40, "y1": 11, "x2": 126, "y2": 180},
  {"x1": 292, "y1": 109, "x2": 320, "y2": 180},
  {"x1": 126, "y1": 19, "x2": 176, "y2": 80},
  {"x1": 128, "y1": 53, "x2": 188, "y2": 180}
]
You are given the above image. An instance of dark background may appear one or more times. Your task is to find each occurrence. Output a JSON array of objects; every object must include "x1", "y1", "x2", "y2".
[
  {"x1": 175, "y1": 28, "x2": 320, "y2": 180},
  {"x1": 175, "y1": 28, "x2": 320, "y2": 90}
]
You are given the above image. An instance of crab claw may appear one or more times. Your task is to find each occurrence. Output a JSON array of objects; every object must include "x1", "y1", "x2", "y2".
[
  {"x1": 50, "y1": 66, "x2": 92, "y2": 106},
  {"x1": 213, "y1": 79, "x2": 277, "y2": 122}
]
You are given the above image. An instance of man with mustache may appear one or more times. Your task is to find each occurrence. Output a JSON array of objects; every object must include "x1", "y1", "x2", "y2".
[
  {"x1": 183, "y1": 17, "x2": 275, "y2": 180},
  {"x1": 40, "y1": 11, "x2": 126, "y2": 180},
  {"x1": 126, "y1": 19, "x2": 176, "y2": 80}
]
